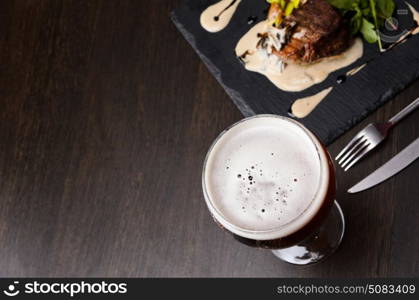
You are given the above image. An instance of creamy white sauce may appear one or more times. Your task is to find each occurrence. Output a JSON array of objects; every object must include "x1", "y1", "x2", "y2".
[
  {"x1": 406, "y1": 2, "x2": 419, "y2": 35},
  {"x1": 290, "y1": 62, "x2": 366, "y2": 119},
  {"x1": 291, "y1": 87, "x2": 333, "y2": 118},
  {"x1": 346, "y1": 63, "x2": 367, "y2": 76},
  {"x1": 200, "y1": 0, "x2": 241, "y2": 33},
  {"x1": 235, "y1": 21, "x2": 364, "y2": 92}
]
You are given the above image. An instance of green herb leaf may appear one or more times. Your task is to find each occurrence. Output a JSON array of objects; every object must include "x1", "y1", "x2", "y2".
[
  {"x1": 360, "y1": 18, "x2": 378, "y2": 43},
  {"x1": 362, "y1": 7, "x2": 371, "y2": 17},
  {"x1": 359, "y1": 0, "x2": 370, "y2": 10},
  {"x1": 326, "y1": 0, "x2": 354, "y2": 10},
  {"x1": 350, "y1": 14, "x2": 363, "y2": 35},
  {"x1": 376, "y1": 0, "x2": 395, "y2": 18},
  {"x1": 369, "y1": 0, "x2": 383, "y2": 50},
  {"x1": 326, "y1": 0, "x2": 394, "y2": 50}
]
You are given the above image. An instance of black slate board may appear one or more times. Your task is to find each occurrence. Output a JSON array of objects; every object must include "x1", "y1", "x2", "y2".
[{"x1": 171, "y1": 0, "x2": 419, "y2": 145}]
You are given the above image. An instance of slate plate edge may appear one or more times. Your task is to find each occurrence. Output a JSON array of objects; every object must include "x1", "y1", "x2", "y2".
[{"x1": 170, "y1": 11, "x2": 255, "y2": 117}]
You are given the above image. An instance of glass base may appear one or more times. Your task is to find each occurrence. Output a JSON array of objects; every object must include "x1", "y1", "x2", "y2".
[{"x1": 271, "y1": 201, "x2": 345, "y2": 265}]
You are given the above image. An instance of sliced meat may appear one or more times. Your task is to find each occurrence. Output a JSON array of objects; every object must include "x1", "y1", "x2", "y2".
[{"x1": 268, "y1": 0, "x2": 352, "y2": 63}]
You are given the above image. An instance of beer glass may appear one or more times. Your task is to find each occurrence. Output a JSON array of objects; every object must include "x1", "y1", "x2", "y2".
[{"x1": 202, "y1": 115, "x2": 344, "y2": 265}]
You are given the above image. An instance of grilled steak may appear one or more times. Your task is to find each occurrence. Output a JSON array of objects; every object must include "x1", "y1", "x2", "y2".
[{"x1": 268, "y1": 0, "x2": 352, "y2": 63}]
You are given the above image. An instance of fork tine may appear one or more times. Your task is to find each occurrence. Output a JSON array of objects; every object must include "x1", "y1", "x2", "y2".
[
  {"x1": 341, "y1": 141, "x2": 370, "y2": 170},
  {"x1": 340, "y1": 139, "x2": 368, "y2": 168},
  {"x1": 337, "y1": 137, "x2": 366, "y2": 166},
  {"x1": 343, "y1": 143, "x2": 373, "y2": 171},
  {"x1": 335, "y1": 134, "x2": 364, "y2": 161}
]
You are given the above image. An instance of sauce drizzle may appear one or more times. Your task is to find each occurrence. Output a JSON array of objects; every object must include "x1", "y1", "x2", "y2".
[
  {"x1": 236, "y1": 21, "x2": 363, "y2": 92},
  {"x1": 291, "y1": 87, "x2": 333, "y2": 118},
  {"x1": 200, "y1": 0, "x2": 242, "y2": 33}
]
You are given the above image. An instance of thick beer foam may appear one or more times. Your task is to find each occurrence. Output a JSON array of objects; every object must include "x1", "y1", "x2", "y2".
[{"x1": 203, "y1": 116, "x2": 330, "y2": 241}]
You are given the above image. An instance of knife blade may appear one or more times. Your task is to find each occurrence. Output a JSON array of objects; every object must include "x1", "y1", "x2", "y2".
[{"x1": 348, "y1": 137, "x2": 419, "y2": 193}]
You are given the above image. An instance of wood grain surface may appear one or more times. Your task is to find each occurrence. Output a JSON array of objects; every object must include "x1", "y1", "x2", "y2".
[{"x1": 0, "y1": 0, "x2": 418, "y2": 277}]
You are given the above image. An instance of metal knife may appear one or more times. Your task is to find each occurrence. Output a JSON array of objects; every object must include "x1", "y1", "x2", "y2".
[{"x1": 348, "y1": 137, "x2": 419, "y2": 193}]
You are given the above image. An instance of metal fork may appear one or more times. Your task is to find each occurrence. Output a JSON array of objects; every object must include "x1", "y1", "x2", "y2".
[{"x1": 336, "y1": 97, "x2": 419, "y2": 171}]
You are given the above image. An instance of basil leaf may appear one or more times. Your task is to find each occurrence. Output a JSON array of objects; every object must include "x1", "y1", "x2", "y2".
[
  {"x1": 362, "y1": 7, "x2": 371, "y2": 16},
  {"x1": 350, "y1": 4, "x2": 363, "y2": 35},
  {"x1": 326, "y1": 0, "x2": 354, "y2": 10},
  {"x1": 351, "y1": 17, "x2": 363, "y2": 35},
  {"x1": 359, "y1": 0, "x2": 370, "y2": 9},
  {"x1": 360, "y1": 18, "x2": 379, "y2": 42},
  {"x1": 376, "y1": 0, "x2": 395, "y2": 18}
]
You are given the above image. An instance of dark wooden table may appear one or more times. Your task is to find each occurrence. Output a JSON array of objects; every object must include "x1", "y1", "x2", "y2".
[{"x1": 0, "y1": 0, "x2": 418, "y2": 277}]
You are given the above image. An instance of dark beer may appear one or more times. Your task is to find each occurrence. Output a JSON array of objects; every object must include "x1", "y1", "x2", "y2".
[{"x1": 202, "y1": 115, "x2": 342, "y2": 264}]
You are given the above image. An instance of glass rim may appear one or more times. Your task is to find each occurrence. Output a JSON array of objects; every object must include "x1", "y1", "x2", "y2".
[{"x1": 201, "y1": 114, "x2": 331, "y2": 240}]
